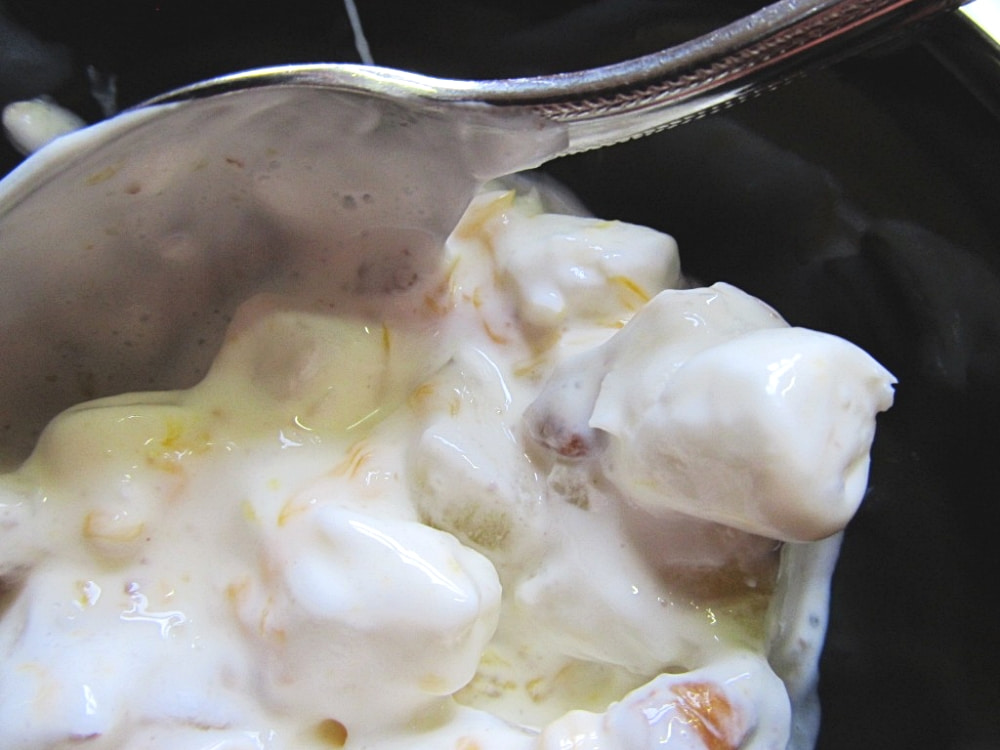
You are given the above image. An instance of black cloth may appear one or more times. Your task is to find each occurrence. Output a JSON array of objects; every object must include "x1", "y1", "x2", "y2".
[{"x1": 2, "y1": 2, "x2": 999, "y2": 747}]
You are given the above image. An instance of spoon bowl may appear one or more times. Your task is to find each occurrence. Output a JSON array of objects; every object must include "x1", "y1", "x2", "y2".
[{"x1": 0, "y1": 0, "x2": 964, "y2": 467}]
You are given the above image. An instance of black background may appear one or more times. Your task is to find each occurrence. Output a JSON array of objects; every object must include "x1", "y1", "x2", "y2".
[{"x1": 2, "y1": 2, "x2": 999, "y2": 748}]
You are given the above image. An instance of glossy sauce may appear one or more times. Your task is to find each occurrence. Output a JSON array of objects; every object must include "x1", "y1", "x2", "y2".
[{"x1": 0, "y1": 187, "x2": 894, "y2": 749}]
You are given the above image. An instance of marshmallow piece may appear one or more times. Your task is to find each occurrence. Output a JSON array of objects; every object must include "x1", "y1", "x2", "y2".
[
  {"x1": 3, "y1": 99, "x2": 85, "y2": 155},
  {"x1": 491, "y1": 206, "x2": 681, "y2": 330},
  {"x1": 535, "y1": 652, "x2": 790, "y2": 750},
  {"x1": 591, "y1": 285, "x2": 896, "y2": 541},
  {"x1": 238, "y1": 508, "x2": 501, "y2": 732}
]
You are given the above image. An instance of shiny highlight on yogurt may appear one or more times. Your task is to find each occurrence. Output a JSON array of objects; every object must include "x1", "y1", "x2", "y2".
[{"x1": 0, "y1": 186, "x2": 894, "y2": 749}]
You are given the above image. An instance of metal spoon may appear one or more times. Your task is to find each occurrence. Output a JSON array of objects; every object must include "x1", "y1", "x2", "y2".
[
  {"x1": 0, "y1": 0, "x2": 964, "y2": 466},
  {"x1": 146, "y1": 0, "x2": 966, "y2": 155}
]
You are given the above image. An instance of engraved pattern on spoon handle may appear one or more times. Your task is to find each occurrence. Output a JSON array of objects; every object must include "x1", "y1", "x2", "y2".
[
  {"x1": 510, "y1": 0, "x2": 968, "y2": 153},
  {"x1": 141, "y1": 0, "x2": 966, "y2": 157}
]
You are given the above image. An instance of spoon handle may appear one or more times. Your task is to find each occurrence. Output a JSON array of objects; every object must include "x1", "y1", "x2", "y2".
[
  {"x1": 147, "y1": 0, "x2": 967, "y2": 156},
  {"x1": 479, "y1": 0, "x2": 969, "y2": 154}
]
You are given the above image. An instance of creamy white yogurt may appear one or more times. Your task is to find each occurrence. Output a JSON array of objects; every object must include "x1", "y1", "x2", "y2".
[
  {"x1": 0, "y1": 187, "x2": 895, "y2": 749},
  {"x1": 2, "y1": 98, "x2": 86, "y2": 155}
]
